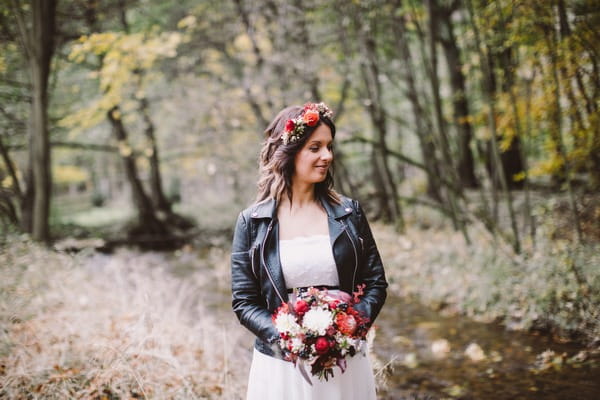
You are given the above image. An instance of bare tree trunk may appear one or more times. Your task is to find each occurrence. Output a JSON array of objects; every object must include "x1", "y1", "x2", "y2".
[
  {"x1": 12, "y1": 0, "x2": 57, "y2": 242},
  {"x1": 19, "y1": 163, "x2": 34, "y2": 233},
  {"x1": 137, "y1": 96, "x2": 193, "y2": 231},
  {"x1": 392, "y1": 0, "x2": 442, "y2": 202},
  {"x1": 437, "y1": 3, "x2": 478, "y2": 188},
  {"x1": 0, "y1": 133, "x2": 23, "y2": 200},
  {"x1": 543, "y1": 24, "x2": 583, "y2": 244},
  {"x1": 556, "y1": 0, "x2": 594, "y2": 182},
  {"x1": 0, "y1": 133, "x2": 22, "y2": 226},
  {"x1": 370, "y1": 147, "x2": 392, "y2": 222},
  {"x1": 466, "y1": 0, "x2": 520, "y2": 253},
  {"x1": 107, "y1": 106, "x2": 168, "y2": 236},
  {"x1": 507, "y1": 83, "x2": 534, "y2": 248},
  {"x1": 490, "y1": 2, "x2": 525, "y2": 190},
  {"x1": 426, "y1": 0, "x2": 468, "y2": 242},
  {"x1": 360, "y1": 31, "x2": 404, "y2": 230},
  {"x1": 557, "y1": 0, "x2": 596, "y2": 118},
  {"x1": 138, "y1": 97, "x2": 171, "y2": 213},
  {"x1": 523, "y1": 71, "x2": 537, "y2": 246}
]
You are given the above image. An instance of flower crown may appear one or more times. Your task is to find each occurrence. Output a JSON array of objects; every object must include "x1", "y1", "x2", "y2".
[{"x1": 282, "y1": 102, "x2": 334, "y2": 145}]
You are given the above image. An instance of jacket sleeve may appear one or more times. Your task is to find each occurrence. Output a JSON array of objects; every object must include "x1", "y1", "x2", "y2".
[
  {"x1": 352, "y1": 200, "x2": 388, "y2": 324},
  {"x1": 230, "y1": 212, "x2": 280, "y2": 344}
]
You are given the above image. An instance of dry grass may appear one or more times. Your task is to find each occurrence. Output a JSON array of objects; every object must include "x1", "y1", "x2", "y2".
[{"x1": 0, "y1": 237, "x2": 249, "y2": 399}]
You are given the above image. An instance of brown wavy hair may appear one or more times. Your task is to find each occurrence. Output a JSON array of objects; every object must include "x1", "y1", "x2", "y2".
[{"x1": 255, "y1": 105, "x2": 340, "y2": 206}]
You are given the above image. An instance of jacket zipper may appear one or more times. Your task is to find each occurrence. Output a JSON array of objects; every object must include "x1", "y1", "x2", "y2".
[
  {"x1": 341, "y1": 222, "x2": 359, "y2": 290},
  {"x1": 260, "y1": 221, "x2": 285, "y2": 304},
  {"x1": 249, "y1": 246, "x2": 257, "y2": 280}
]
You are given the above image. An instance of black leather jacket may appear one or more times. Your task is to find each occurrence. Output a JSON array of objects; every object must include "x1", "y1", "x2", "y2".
[{"x1": 231, "y1": 196, "x2": 387, "y2": 357}]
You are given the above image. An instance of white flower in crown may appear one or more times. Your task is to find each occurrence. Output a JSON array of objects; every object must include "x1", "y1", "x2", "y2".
[
  {"x1": 302, "y1": 307, "x2": 333, "y2": 335},
  {"x1": 310, "y1": 102, "x2": 333, "y2": 119}
]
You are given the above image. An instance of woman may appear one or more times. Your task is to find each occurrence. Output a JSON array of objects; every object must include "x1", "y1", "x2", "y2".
[{"x1": 231, "y1": 102, "x2": 387, "y2": 399}]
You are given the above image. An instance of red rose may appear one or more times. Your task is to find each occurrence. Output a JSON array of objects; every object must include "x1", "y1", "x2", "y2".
[
  {"x1": 294, "y1": 300, "x2": 309, "y2": 316},
  {"x1": 335, "y1": 313, "x2": 357, "y2": 336},
  {"x1": 315, "y1": 337, "x2": 330, "y2": 355},
  {"x1": 285, "y1": 119, "x2": 295, "y2": 132},
  {"x1": 328, "y1": 299, "x2": 340, "y2": 309},
  {"x1": 303, "y1": 110, "x2": 319, "y2": 127}
]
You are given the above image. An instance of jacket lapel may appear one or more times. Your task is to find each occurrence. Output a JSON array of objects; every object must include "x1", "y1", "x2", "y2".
[
  {"x1": 322, "y1": 198, "x2": 356, "y2": 292},
  {"x1": 251, "y1": 199, "x2": 288, "y2": 302},
  {"x1": 321, "y1": 197, "x2": 353, "y2": 245},
  {"x1": 267, "y1": 219, "x2": 288, "y2": 302}
]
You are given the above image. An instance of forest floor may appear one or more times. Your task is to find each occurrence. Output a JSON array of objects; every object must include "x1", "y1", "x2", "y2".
[{"x1": 0, "y1": 239, "x2": 250, "y2": 399}]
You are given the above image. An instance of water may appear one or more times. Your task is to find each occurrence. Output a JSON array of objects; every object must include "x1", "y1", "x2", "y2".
[{"x1": 374, "y1": 295, "x2": 600, "y2": 399}]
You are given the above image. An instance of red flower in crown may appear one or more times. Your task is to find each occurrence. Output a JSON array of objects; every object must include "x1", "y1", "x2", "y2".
[
  {"x1": 303, "y1": 110, "x2": 320, "y2": 127},
  {"x1": 285, "y1": 119, "x2": 296, "y2": 132}
]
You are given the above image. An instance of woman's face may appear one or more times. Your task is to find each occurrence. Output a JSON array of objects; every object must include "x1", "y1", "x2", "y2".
[{"x1": 292, "y1": 123, "x2": 333, "y2": 186}]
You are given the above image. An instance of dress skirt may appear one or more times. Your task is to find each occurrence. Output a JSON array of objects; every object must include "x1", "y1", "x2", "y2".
[{"x1": 246, "y1": 347, "x2": 377, "y2": 400}]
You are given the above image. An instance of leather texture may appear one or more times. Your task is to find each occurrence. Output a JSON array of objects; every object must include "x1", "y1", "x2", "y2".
[{"x1": 231, "y1": 196, "x2": 388, "y2": 357}]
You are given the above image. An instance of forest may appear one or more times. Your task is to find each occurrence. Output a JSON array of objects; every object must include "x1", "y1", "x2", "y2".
[{"x1": 1, "y1": 0, "x2": 599, "y2": 399}]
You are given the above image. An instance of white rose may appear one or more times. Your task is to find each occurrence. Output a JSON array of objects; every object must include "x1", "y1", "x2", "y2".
[
  {"x1": 274, "y1": 313, "x2": 301, "y2": 335},
  {"x1": 302, "y1": 308, "x2": 333, "y2": 335},
  {"x1": 290, "y1": 337, "x2": 305, "y2": 352}
]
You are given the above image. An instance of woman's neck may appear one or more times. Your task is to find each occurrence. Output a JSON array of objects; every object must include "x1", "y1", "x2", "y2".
[{"x1": 283, "y1": 182, "x2": 317, "y2": 209}]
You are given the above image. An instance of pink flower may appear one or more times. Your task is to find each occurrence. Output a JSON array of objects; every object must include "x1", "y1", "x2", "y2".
[{"x1": 315, "y1": 337, "x2": 330, "y2": 355}]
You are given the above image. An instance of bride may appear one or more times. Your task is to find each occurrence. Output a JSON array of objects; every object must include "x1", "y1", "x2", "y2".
[{"x1": 231, "y1": 102, "x2": 387, "y2": 399}]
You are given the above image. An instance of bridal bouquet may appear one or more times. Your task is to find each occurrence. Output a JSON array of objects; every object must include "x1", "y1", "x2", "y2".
[{"x1": 271, "y1": 285, "x2": 370, "y2": 383}]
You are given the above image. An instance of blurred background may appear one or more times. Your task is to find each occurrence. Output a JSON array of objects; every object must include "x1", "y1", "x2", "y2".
[{"x1": 1, "y1": 0, "x2": 599, "y2": 399}]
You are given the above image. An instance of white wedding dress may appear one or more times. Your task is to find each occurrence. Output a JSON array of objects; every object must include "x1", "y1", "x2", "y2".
[{"x1": 246, "y1": 234, "x2": 377, "y2": 400}]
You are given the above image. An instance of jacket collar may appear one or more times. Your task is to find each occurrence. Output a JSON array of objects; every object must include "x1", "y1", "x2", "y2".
[
  {"x1": 321, "y1": 197, "x2": 353, "y2": 220},
  {"x1": 250, "y1": 196, "x2": 353, "y2": 220},
  {"x1": 251, "y1": 198, "x2": 277, "y2": 219}
]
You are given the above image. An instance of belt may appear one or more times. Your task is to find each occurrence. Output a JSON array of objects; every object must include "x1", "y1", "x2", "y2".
[{"x1": 286, "y1": 285, "x2": 339, "y2": 294}]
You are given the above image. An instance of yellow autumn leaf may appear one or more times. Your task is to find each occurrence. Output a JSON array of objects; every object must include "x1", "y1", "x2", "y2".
[
  {"x1": 118, "y1": 141, "x2": 132, "y2": 157},
  {"x1": 177, "y1": 15, "x2": 197, "y2": 29},
  {"x1": 53, "y1": 165, "x2": 89, "y2": 184},
  {"x1": 513, "y1": 171, "x2": 526, "y2": 182},
  {"x1": 2, "y1": 176, "x2": 14, "y2": 189}
]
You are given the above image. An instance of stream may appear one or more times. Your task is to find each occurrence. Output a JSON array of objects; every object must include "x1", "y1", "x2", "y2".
[{"x1": 373, "y1": 295, "x2": 600, "y2": 399}]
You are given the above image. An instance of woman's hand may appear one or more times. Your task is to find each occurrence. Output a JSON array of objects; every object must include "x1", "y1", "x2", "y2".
[{"x1": 323, "y1": 290, "x2": 352, "y2": 303}]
